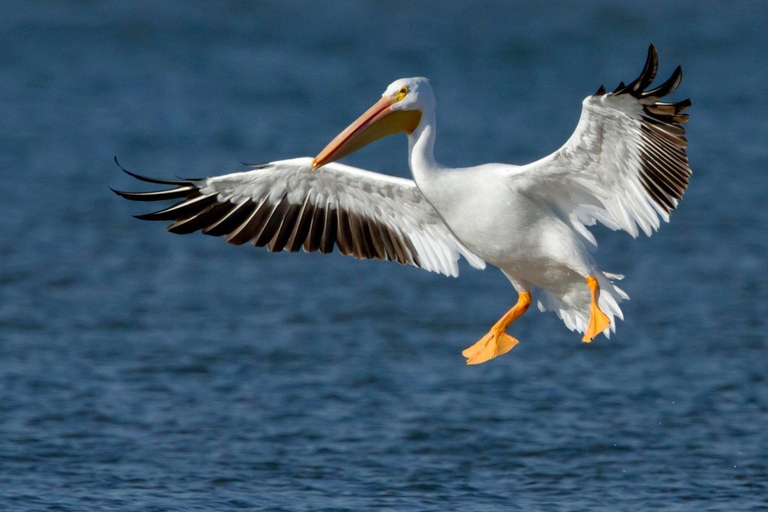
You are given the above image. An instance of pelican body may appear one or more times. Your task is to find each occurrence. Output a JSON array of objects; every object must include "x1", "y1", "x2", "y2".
[{"x1": 115, "y1": 45, "x2": 691, "y2": 364}]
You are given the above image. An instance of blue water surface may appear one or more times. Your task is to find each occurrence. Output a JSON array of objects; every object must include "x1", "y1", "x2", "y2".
[{"x1": 1, "y1": 1, "x2": 767, "y2": 510}]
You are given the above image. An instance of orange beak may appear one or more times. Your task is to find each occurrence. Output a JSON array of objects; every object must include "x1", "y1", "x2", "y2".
[{"x1": 311, "y1": 96, "x2": 422, "y2": 170}]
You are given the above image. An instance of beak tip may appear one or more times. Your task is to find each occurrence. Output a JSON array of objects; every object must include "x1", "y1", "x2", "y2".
[{"x1": 310, "y1": 159, "x2": 319, "y2": 171}]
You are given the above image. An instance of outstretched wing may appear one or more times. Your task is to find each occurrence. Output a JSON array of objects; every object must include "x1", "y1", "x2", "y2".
[
  {"x1": 113, "y1": 157, "x2": 485, "y2": 277},
  {"x1": 513, "y1": 44, "x2": 692, "y2": 245}
]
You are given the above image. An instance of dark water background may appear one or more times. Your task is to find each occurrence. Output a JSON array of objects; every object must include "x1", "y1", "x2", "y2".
[{"x1": 2, "y1": 1, "x2": 767, "y2": 510}]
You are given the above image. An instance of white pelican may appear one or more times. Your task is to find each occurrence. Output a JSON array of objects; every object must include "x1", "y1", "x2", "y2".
[{"x1": 114, "y1": 45, "x2": 691, "y2": 365}]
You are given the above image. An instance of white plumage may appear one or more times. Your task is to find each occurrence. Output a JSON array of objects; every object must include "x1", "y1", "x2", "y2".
[{"x1": 115, "y1": 44, "x2": 691, "y2": 364}]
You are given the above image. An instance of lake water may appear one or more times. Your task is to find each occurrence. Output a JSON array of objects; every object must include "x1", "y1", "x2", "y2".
[{"x1": 1, "y1": 1, "x2": 767, "y2": 510}]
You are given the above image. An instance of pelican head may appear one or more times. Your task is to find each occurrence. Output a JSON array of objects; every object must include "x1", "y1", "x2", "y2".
[{"x1": 311, "y1": 77, "x2": 433, "y2": 170}]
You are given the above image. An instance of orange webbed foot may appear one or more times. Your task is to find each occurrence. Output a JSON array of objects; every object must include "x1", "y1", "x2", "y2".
[
  {"x1": 463, "y1": 330, "x2": 519, "y2": 365},
  {"x1": 582, "y1": 275, "x2": 611, "y2": 342}
]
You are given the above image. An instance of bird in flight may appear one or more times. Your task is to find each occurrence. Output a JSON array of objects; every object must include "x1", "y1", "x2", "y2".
[{"x1": 114, "y1": 44, "x2": 691, "y2": 365}]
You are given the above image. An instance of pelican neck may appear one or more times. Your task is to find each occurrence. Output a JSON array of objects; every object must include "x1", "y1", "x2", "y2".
[{"x1": 407, "y1": 108, "x2": 441, "y2": 178}]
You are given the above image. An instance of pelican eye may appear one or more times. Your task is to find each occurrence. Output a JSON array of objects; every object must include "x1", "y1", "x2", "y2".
[{"x1": 393, "y1": 86, "x2": 409, "y2": 102}]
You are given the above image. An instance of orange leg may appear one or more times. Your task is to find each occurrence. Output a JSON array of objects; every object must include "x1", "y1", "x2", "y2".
[
  {"x1": 462, "y1": 292, "x2": 531, "y2": 365},
  {"x1": 582, "y1": 276, "x2": 611, "y2": 342}
]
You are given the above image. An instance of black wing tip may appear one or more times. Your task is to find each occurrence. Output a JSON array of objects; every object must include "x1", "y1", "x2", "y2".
[
  {"x1": 611, "y1": 45, "x2": 658, "y2": 96},
  {"x1": 113, "y1": 155, "x2": 196, "y2": 185},
  {"x1": 110, "y1": 187, "x2": 131, "y2": 199},
  {"x1": 673, "y1": 65, "x2": 683, "y2": 84},
  {"x1": 132, "y1": 211, "x2": 173, "y2": 221},
  {"x1": 122, "y1": 167, "x2": 186, "y2": 185},
  {"x1": 636, "y1": 44, "x2": 659, "y2": 89},
  {"x1": 606, "y1": 46, "x2": 687, "y2": 106},
  {"x1": 640, "y1": 67, "x2": 683, "y2": 102},
  {"x1": 113, "y1": 156, "x2": 148, "y2": 182},
  {"x1": 647, "y1": 42, "x2": 658, "y2": 60},
  {"x1": 114, "y1": 155, "x2": 127, "y2": 172}
]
